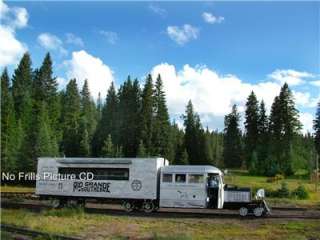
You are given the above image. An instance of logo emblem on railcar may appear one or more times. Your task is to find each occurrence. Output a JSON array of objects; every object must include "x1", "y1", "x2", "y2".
[{"x1": 131, "y1": 179, "x2": 142, "y2": 191}]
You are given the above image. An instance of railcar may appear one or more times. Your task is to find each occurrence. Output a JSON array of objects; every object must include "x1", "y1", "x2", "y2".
[{"x1": 36, "y1": 157, "x2": 270, "y2": 217}]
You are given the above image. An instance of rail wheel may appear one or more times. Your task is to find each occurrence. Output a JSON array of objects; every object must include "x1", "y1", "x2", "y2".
[
  {"x1": 143, "y1": 201, "x2": 155, "y2": 213},
  {"x1": 50, "y1": 199, "x2": 62, "y2": 209},
  {"x1": 253, "y1": 207, "x2": 264, "y2": 217},
  {"x1": 123, "y1": 201, "x2": 134, "y2": 212},
  {"x1": 239, "y1": 207, "x2": 248, "y2": 217}
]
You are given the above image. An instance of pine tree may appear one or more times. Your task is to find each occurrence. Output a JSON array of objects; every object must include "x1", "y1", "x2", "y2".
[
  {"x1": 61, "y1": 79, "x2": 81, "y2": 156},
  {"x1": 268, "y1": 83, "x2": 301, "y2": 175},
  {"x1": 177, "y1": 149, "x2": 189, "y2": 165},
  {"x1": 314, "y1": 101, "x2": 320, "y2": 159},
  {"x1": 1, "y1": 68, "x2": 18, "y2": 171},
  {"x1": 78, "y1": 118, "x2": 90, "y2": 157},
  {"x1": 92, "y1": 82, "x2": 118, "y2": 156},
  {"x1": 183, "y1": 100, "x2": 208, "y2": 164},
  {"x1": 101, "y1": 134, "x2": 114, "y2": 157},
  {"x1": 137, "y1": 140, "x2": 147, "y2": 157},
  {"x1": 12, "y1": 52, "x2": 33, "y2": 120},
  {"x1": 38, "y1": 53, "x2": 61, "y2": 139},
  {"x1": 244, "y1": 91, "x2": 259, "y2": 171},
  {"x1": 223, "y1": 104, "x2": 243, "y2": 168},
  {"x1": 118, "y1": 77, "x2": 141, "y2": 157},
  {"x1": 81, "y1": 80, "x2": 97, "y2": 135},
  {"x1": 152, "y1": 74, "x2": 170, "y2": 157},
  {"x1": 140, "y1": 74, "x2": 154, "y2": 155},
  {"x1": 257, "y1": 100, "x2": 269, "y2": 173}
]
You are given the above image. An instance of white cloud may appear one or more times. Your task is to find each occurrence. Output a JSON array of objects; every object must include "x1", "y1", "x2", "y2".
[
  {"x1": 0, "y1": 0, "x2": 28, "y2": 67},
  {"x1": 299, "y1": 112, "x2": 314, "y2": 134},
  {"x1": 64, "y1": 50, "x2": 114, "y2": 99},
  {"x1": 65, "y1": 33, "x2": 84, "y2": 47},
  {"x1": 151, "y1": 63, "x2": 282, "y2": 118},
  {"x1": 202, "y1": 12, "x2": 224, "y2": 24},
  {"x1": 37, "y1": 33, "x2": 67, "y2": 55},
  {"x1": 11, "y1": 7, "x2": 28, "y2": 29},
  {"x1": 149, "y1": 4, "x2": 167, "y2": 17},
  {"x1": 99, "y1": 31, "x2": 118, "y2": 44},
  {"x1": 310, "y1": 80, "x2": 320, "y2": 87},
  {"x1": 268, "y1": 69, "x2": 314, "y2": 86},
  {"x1": 167, "y1": 24, "x2": 199, "y2": 45}
]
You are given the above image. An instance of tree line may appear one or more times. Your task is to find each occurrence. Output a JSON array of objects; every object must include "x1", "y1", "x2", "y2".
[{"x1": 1, "y1": 52, "x2": 319, "y2": 177}]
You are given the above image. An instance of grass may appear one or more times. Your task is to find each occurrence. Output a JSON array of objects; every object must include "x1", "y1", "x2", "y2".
[
  {"x1": 1, "y1": 208, "x2": 320, "y2": 240},
  {"x1": 0, "y1": 185, "x2": 34, "y2": 193},
  {"x1": 224, "y1": 171, "x2": 320, "y2": 208}
]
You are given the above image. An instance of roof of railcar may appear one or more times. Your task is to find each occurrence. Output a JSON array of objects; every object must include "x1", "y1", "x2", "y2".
[
  {"x1": 38, "y1": 157, "x2": 166, "y2": 165},
  {"x1": 161, "y1": 165, "x2": 222, "y2": 174}
]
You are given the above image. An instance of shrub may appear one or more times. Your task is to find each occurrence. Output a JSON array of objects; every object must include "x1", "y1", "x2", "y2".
[
  {"x1": 291, "y1": 185, "x2": 309, "y2": 199},
  {"x1": 276, "y1": 182, "x2": 290, "y2": 198}
]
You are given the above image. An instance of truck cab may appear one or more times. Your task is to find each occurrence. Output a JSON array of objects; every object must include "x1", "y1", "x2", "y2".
[{"x1": 159, "y1": 165, "x2": 224, "y2": 209}]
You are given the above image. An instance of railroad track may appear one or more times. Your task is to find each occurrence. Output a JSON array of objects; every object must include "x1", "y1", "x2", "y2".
[
  {"x1": 1, "y1": 223, "x2": 82, "y2": 240},
  {"x1": 2, "y1": 200, "x2": 320, "y2": 220},
  {"x1": 2, "y1": 192, "x2": 318, "y2": 212}
]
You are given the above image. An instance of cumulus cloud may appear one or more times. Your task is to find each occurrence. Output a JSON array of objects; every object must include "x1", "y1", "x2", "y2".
[
  {"x1": 65, "y1": 33, "x2": 84, "y2": 47},
  {"x1": 151, "y1": 63, "x2": 316, "y2": 133},
  {"x1": 0, "y1": 0, "x2": 28, "y2": 67},
  {"x1": 99, "y1": 30, "x2": 118, "y2": 44},
  {"x1": 293, "y1": 91, "x2": 319, "y2": 108},
  {"x1": 268, "y1": 69, "x2": 314, "y2": 86},
  {"x1": 151, "y1": 63, "x2": 281, "y2": 117},
  {"x1": 64, "y1": 50, "x2": 114, "y2": 99},
  {"x1": 167, "y1": 24, "x2": 199, "y2": 45},
  {"x1": 310, "y1": 80, "x2": 320, "y2": 87},
  {"x1": 202, "y1": 12, "x2": 224, "y2": 24},
  {"x1": 149, "y1": 4, "x2": 167, "y2": 17},
  {"x1": 37, "y1": 33, "x2": 67, "y2": 55},
  {"x1": 299, "y1": 112, "x2": 314, "y2": 134}
]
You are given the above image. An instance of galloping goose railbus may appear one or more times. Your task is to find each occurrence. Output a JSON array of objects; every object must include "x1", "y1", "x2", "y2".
[{"x1": 36, "y1": 157, "x2": 270, "y2": 217}]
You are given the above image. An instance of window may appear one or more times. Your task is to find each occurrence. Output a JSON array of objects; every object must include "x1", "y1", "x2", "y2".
[
  {"x1": 188, "y1": 174, "x2": 204, "y2": 183},
  {"x1": 175, "y1": 174, "x2": 186, "y2": 183},
  {"x1": 58, "y1": 168, "x2": 129, "y2": 180},
  {"x1": 162, "y1": 174, "x2": 173, "y2": 183}
]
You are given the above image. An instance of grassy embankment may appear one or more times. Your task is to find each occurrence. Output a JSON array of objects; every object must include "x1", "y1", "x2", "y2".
[
  {"x1": 224, "y1": 170, "x2": 320, "y2": 208},
  {"x1": 1, "y1": 208, "x2": 320, "y2": 240}
]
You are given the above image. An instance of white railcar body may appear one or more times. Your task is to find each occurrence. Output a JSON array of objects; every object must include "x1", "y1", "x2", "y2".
[
  {"x1": 160, "y1": 165, "x2": 224, "y2": 209},
  {"x1": 36, "y1": 157, "x2": 168, "y2": 200}
]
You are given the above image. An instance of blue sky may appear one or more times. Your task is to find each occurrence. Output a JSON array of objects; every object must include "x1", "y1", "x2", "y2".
[{"x1": 1, "y1": 1, "x2": 319, "y2": 132}]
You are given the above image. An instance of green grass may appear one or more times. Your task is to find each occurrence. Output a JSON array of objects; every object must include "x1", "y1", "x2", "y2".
[
  {"x1": 224, "y1": 171, "x2": 320, "y2": 207},
  {"x1": 1, "y1": 208, "x2": 320, "y2": 240},
  {"x1": 0, "y1": 185, "x2": 34, "y2": 193}
]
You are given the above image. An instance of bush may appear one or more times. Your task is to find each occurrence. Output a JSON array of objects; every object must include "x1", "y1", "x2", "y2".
[
  {"x1": 266, "y1": 182, "x2": 290, "y2": 198},
  {"x1": 276, "y1": 182, "x2": 290, "y2": 198},
  {"x1": 291, "y1": 185, "x2": 309, "y2": 199}
]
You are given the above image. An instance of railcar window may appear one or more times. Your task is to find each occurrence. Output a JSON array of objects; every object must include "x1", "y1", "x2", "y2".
[
  {"x1": 162, "y1": 174, "x2": 172, "y2": 183},
  {"x1": 188, "y1": 174, "x2": 204, "y2": 183},
  {"x1": 58, "y1": 168, "x2": 129, "y2": 180},
  {"x1": 175, "y1": 174, "x2": 186, "y2": 183}
]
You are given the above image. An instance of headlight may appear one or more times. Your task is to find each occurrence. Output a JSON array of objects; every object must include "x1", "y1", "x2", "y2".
[{"x1": 256, "y1": 189, "x2": 265, "y2": 199}]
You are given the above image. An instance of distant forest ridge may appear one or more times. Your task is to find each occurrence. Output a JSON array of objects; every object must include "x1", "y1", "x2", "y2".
[{"x1": 1, "y1": 52, "x2": 320, "y2": 177}]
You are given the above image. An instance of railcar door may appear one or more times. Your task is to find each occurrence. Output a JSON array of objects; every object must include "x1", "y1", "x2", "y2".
[{"x1": 207, "y1": 174, "x2": 224, "y2": 209}]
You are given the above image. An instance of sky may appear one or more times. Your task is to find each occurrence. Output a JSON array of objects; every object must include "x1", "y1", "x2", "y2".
[{"x1": 0, "y1": 1, "x2": 319, "y2": 133}]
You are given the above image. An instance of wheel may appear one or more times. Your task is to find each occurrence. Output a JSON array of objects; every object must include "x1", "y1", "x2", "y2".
[
  {"x1": 123, "y1": 201, "x2": 134, "y2": 212},
  {"x1": 50, "y1": 199, "x2": 62, "y2": 209},
  {"x1": 77, "y1": 199, "x2": 86, "y2": 208},
  {"x1": 253, "y1": 207, "x2": 264, "y2": 217},
  {"x1": 143, "y1": 201, "x2": 155, "y2": 213},
  {"x1": 66, "y1": 199, "x2": 78, "y2": 208},
  {"x1": 239, "y1": 207, "x2": 248, "y2": 217}
]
